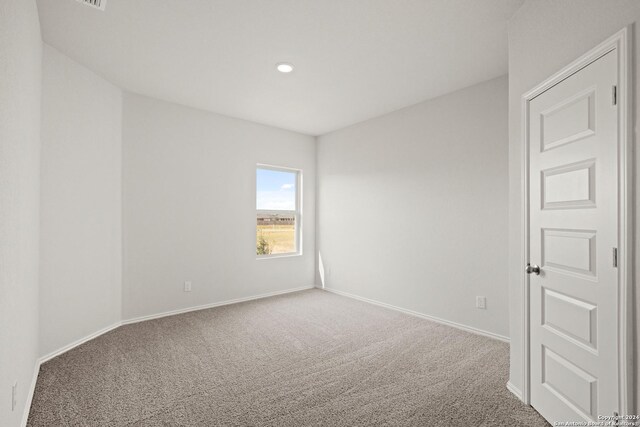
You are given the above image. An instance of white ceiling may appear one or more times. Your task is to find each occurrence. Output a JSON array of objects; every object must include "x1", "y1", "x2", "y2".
[{"x1": 36, "y1": 0, "x2": 523, "y2": 136}]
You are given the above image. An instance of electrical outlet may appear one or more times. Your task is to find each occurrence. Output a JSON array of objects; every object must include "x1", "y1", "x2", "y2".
[
  {"x1": 184, "y1": 281, "x2": 192, "y2": 292},
  {"x1": 476, "y1": 296, "x2": 486, "y2": 309},
  {"x1": 11, "y1": 382, "x2": 17, "y2": 411}
]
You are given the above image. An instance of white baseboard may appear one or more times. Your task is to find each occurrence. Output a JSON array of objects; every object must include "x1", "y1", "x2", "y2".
[
  {"x1": 506, "y1": 381, "x2": 523, "y2": 401},
  {"x1": 39, "y1": 285, "x2": 315, "y2": 365},
  {"x1": 21, "y1": 361, "x2": 40, "y2": 427},
  {"x1": 27, "y1": 320, "x2": 124, "y2": 426},
  {"x1": 37, "y1": 285, "x2": 315, "y2": 367},
  {"x1": 39, "y1": 321, "x2": 122, "y2": 365},
  {"x1": 24, "y1": 285, "x2": 315, "y2": 424},
  {"x1": 323, "y1": 287, "x2": 510, "y2": 343},
  {"x1": 122, "y1": 285, "x2": 315, "y2": 325}
]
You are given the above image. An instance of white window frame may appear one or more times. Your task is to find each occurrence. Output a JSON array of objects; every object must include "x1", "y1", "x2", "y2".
[{"x1": 256, "y1": 164, "x2": 302, "y2": 259}]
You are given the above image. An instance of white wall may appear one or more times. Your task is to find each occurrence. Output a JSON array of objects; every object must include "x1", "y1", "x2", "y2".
[
  {"x1": 39, "y1": 44, "x2": 122, "y2": 358},
  {"x1": 316, "y1": 76, "x2": 510, "y2": 338},
  {"x1": 507, "y1": 0, "x2": 640, "y2": 410},
  {"x1": 0, "y1": 1, "x2": 42, "y2": 425},
  {"x1": 122, "y1": 93, "x2": 316, "y2": 320}
]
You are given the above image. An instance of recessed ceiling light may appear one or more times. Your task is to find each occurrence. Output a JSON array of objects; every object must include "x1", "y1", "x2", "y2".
[{"x1": 276, "y1": 63, "x2": 294, "y2": 73}]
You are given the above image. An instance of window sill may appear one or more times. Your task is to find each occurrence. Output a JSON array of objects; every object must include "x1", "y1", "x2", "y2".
[{"x1": 256, "y1": 252, "x2": 302, "y2": 260}]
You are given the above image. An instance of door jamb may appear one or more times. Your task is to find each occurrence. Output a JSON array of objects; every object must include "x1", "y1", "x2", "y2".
[{"x1": 519, "y1": 26, "x2": 632, "y2": 415}]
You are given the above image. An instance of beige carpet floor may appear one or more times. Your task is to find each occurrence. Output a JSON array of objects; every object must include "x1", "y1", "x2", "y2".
[{"x1": 28, "y1": 289, "x2": 549, "y2": 426}]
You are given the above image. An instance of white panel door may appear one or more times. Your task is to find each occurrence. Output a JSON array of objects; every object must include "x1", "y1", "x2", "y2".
[{"x1": 528, "y1": 49, "x2": 619, "y2": 423}]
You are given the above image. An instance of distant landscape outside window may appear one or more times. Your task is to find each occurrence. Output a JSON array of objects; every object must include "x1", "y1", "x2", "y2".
[{"x1": 256, "y1": 167, "x2": 298, "y2": 256}]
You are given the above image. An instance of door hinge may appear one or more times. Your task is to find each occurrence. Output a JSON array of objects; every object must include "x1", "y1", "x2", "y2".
[
  {"x1": 613, "y1": 248, "x2": 618, "y2": 267},
  {"x1": 612, "y1": 85, "x2": 617, "y2": 105}
]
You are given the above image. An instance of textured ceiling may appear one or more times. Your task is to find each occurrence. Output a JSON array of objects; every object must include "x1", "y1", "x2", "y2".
[{"x1": 37, "y1": 0, "x2": 523, "y2": 135}]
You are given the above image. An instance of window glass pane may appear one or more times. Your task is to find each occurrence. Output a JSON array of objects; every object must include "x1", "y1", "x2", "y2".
[
  {"x1": 256, "y1": 213, "x2": 295, "y2": 255},
  {"x1": 256, "y1": 168, "x2": 296, "y2": 211}
]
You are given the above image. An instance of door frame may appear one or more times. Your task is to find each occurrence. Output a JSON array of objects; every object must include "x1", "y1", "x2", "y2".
[{"x1": 519, "y1": 26, "x2": 633, "y2": 415}]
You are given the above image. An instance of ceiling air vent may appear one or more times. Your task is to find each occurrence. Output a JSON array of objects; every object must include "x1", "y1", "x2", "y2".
[{"x1": 76, "y1": 0, "x2": 107, "y2": 11}]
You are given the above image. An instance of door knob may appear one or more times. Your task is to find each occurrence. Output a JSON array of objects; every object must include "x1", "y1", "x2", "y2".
[{"x1": 525, "y1": 264, "x2": 541, "y2": 275}]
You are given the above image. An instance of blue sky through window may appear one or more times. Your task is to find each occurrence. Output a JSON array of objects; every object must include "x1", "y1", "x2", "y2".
[{"x1": 256, "y1": 168, "x2": 296, "y2": 210}]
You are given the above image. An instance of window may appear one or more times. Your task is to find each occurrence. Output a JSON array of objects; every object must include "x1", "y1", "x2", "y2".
[{"x1": 256, "y1": 165, "x2": 301, "y2": 257}]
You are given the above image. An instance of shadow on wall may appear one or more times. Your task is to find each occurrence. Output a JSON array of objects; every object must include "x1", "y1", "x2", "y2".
[{"x1": 318, "y1": 252, "x2": 325, "y2": 288}]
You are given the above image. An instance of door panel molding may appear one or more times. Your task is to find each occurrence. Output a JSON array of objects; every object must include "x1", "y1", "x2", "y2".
[
  {"x1": 541, "y1": 228, "x2": 597, "y2": 279},
  {"x1": 541, "y1": 345, "x2": 598, "y2": 419},
  {"x1": 519, "y1": 26, "x2": 632, "y2": 416},
  {"x1": 541, "y1": 159, "x2": 596, "y2": 210},
  {"x1": 541, "y1": 287, "x2": 598, "y2": 352},
  {"x1": 539, "y1": 87, "x2": 596, "y2": 152}
]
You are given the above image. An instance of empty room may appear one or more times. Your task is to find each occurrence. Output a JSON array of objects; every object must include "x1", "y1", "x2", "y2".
[{"x1": 1, "y1": 0, "x2": 639, "y2": 425}]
